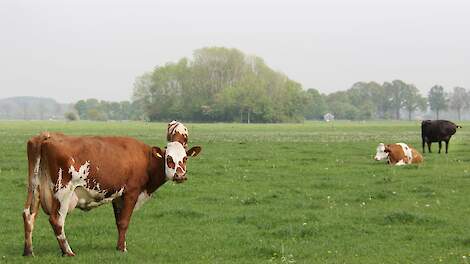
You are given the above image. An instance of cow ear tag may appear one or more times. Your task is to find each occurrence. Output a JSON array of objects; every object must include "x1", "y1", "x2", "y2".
[{"x1": 152, "y1": 147, "x2": 164, "y2": 159}]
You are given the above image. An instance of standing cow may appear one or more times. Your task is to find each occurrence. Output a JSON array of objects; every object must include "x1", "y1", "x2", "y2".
[
  {"x1": 421, "y1": 120, "x2": 461, "y2": 154},
  {"x1": 22, "y1": 127, "x2": 201, "y2": 257}
]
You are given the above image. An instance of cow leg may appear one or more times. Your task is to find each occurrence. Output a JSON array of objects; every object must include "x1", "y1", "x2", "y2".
[
  {"x1": 427, "y1": 142, "x2": 432, "y2": 153},
  {"x1": 22, "y1": 185, "x2": 40, "y2": 256},
  {"x1": 422, "y1": 139, "x2": 426, "y2": 153},
  {"x1": 112, "y1": 197, "x2": 123, "y2": 225},
  {"x1": 114, "y1": 194, "x2": 138, "y2": 252},
  {"x1": 48, "y1": 198, "x2": 75, "y2": 256},
  {"x1": 438, "y1": 141, "x2": 442, "y2": 154},
  {"x1": 445, "y1": 140, "x2": 449, "y2": 154}
]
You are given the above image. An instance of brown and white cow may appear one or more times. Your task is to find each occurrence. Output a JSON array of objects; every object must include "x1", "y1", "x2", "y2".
[
  {"x1": 22, "y1": 129, "x2": 201, "y2": 256},
  {"x1": 167, "y1": 120, "x2": 189, "y2": 149},
  {"x1": 374, "y1": 143, "x2": 423, "y2": 165}
]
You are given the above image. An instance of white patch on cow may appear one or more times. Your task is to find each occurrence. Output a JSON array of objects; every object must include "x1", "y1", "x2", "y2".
[
  {"x1": 396, "y1": 159, "x2": 406, "y2": 166},
  {"x1": 23, "y1": 208, "x2": 32, "y2": 225},
  {"x1": 164, "y1": 142, "x2": 187, "y2": 180},
  {"x1": 374, "y1": 143, "x2": 388, "y2": 161},
  {"x1": 54, "y1": 162, "x2": 90, "y2": 227},
  {"x1": 168, "y1": 121, "x2": 188, "y2": 137},
  {"x1": 396, "y1": 143, "x2": 413, "y2": 164},
  {"x1": 57, "y1": 233, "x2": 66, "y2": 240},
  {"x1": 32, "y1": 157, "x2": 40, "y2": 190},
  {"x1": 54, "y1": 161, "x2": 125, "y2": 222},
  {"x1": 135, "y1": 191, "x2": 151, "y2": 210},
  {"x1": 55, "y1": 168, "x2": 63, "y2": 190}
]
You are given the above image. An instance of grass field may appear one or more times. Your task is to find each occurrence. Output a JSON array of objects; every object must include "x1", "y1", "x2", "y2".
[{"x1": 1, "y1": 120, "x2": 470, "y2": 263}]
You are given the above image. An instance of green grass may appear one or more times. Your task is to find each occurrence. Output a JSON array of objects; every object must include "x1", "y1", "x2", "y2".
[{"x1": 1, "y1": 120, "x2": 470, "y2": 263}]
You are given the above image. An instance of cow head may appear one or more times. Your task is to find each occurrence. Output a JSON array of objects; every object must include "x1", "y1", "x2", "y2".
[
  {"x1": 167, "y1": 120, "x2": 189, "y2": 149},
  {"x1": 153, "y1": 142, "x2": 201, "y2": 183},
  {"x1": 374, "y1": 143, "x2": 389, "y2": 161}
]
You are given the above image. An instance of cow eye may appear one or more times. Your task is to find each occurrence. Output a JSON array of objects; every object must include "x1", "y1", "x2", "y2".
[{"x1": 166, "y1": 157, "x2": 175, "y2": 168}]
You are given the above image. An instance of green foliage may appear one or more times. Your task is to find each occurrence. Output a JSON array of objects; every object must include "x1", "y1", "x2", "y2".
[
  {"x1": 401, "y1": 84, "x2": 427, "y2": 120},
  {"x1": 74, "y1": 99, "x2": 143, "y2": 121},
  {"x1": 428, "y1": 85, "x2": 448, "y2": 119},
  {"x1": 133, "y1": 47, "x2": 306, "y2": 123},
  {"x1": 3, "y1": 121, "x2": 470, "y2": 263},
  {"x1": 303, "y1": 88, "x2": 327, "y2": 120},
  {"x1": 64, "y1": 111, "x2": 78, "y2": 121}
]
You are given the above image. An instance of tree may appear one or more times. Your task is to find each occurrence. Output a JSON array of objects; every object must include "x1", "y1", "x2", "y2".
[
  {"x1": 303, "y1": 88, "x2": 327, "y2": 120},
  {"x1": 402, "y1": 84, "x2": 427, "y2": 120},
  {"x1": 133, "y1": 47, "x2": 307, "y2": 123},
  {"x1": 428, "y1": 85, "x2": 448, "y2": 119},
  {"x1": 64, "y1": 112, "x2": 79, "y2": 121},
  {"x1": 383, "y1": 80, "x2": 408, "y2": 120},
  {"x1": 449, "y1": 86, "x2": 468, "y2": 121}
]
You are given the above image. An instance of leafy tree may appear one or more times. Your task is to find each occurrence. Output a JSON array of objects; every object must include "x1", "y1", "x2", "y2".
[
  {"x1": 133, "y1": 47, "x2": 307, "y2": 123},
  {"x1": 64, "y1": 112, "x2": 79, "y2": 121},
  {"x1": 325, "y1": 91, "x2": 360, "y2": 120},
  {"x1": 449, "y1": 86, "x2": 468, "y2": 121},
  {"x1": 383, "y1": 80, "x2": 408, "y2": 120},
  {"x1": 303, "y1": 88, "x2": 327, "y2": 120},
  {"x1": 402, "y1": 84, "x2": 427, "y2": 120},
  {"x1": 428, "y1": 85, "x2": 448, "y2": 119}
]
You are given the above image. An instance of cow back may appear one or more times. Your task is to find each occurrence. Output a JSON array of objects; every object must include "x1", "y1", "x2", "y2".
[{"x1": 41, "y1": 135, "x2": 153, "y2": 194}]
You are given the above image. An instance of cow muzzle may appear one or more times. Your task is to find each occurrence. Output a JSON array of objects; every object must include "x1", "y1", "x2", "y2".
[{"x1": 173, "y1": 174, "x2": 187, "y2": 183}]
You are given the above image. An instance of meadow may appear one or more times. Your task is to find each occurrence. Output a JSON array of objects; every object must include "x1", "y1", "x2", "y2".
[{"x1": 1, "y1": 120, "x2": 470, "y2": 263}]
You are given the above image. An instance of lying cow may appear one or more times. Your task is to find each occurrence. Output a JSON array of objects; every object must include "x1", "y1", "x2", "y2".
[
  {"x1": 374, "y1": 143, "x2": 423, "y2": 165},
  {"x1": 22, "y1": 130, "x2": 201, "y2": 256},
  {"x1": 421, "y1": 120, "x2": 461, "y2": 154}
]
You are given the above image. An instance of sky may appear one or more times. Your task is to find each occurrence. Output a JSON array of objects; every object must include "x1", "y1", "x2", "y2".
[{"x1": 1, "y1": 0, "x2": 469, "y2": 103}]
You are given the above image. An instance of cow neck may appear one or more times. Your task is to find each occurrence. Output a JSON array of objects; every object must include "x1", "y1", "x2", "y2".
[{"x1": 146, "y1": 149, "x2": 167, "y2": 194}]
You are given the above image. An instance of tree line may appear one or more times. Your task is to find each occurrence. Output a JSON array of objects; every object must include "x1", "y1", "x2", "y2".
[
  {"x1": 73, "y1": 99, "x2": 143, "y2": 121},
  {"x1": 71, "y1": 47, "x2": 468, "y2": 122}
]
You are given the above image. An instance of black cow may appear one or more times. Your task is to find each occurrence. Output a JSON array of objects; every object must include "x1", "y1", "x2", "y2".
[{"x1": 421, "y1": 120, "x2": 461, "y2": 154}]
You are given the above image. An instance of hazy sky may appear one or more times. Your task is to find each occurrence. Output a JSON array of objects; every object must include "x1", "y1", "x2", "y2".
[{"x1": 1, "y1": 0, "x2": 469, "y2": 103}]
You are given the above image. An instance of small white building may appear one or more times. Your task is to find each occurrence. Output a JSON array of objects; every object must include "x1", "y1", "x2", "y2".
[{"x1": 323, "y1": 112, "x2": 334, "y2": 122}]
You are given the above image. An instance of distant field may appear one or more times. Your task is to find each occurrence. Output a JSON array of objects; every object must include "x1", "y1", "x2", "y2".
[{"x1": 1, "y1": 120, "x2": 470, "y2": 263}]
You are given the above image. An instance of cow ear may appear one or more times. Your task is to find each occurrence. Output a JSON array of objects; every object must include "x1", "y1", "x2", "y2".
[
  {"x1": 187, "y1": 146, "x2": 202, "y2": 157},
  {"x1": 152, "y1": 146, "x2": 164, "y2": 159}
]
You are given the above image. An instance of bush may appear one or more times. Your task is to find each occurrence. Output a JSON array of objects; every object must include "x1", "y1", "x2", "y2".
[{"x1": 64, "y1": 111, "x2": 79, "y2": 121}]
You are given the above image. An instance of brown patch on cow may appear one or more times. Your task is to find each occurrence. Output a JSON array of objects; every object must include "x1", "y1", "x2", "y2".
[
  {"x1": 172, "y1": 132, "x2": 188, "y2": 149},
  {"x1": 384, "y1": 144, "x2": 406, "y2": 165},
  {"x1": 410, "y1": 147, "x2": 423, "y2": 164},
  {"x1": 385, "y1": 144, "x2": 423, "y2": 165},
  {"x1": 167, "y1": 156, "x2": 176, "y2": 169}
]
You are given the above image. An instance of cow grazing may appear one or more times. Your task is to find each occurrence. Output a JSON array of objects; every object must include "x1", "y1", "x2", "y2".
[
  {"x1": 374, "y1": 143, "x2": 423, "y2": 165},
  {"x1": 421, "y1": 120, "x2": 461, "y2": 154},
  {"x1": 22, "y1": 130, "x2": 201, "y2": 256},
  {"x1": 167, "y1": 120, "x2": 188, "y2": 149}
]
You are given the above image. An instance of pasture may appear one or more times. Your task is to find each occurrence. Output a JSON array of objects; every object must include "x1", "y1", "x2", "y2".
[{"x1": 1, "y1": 120, "x2": 470, "y2": 263}]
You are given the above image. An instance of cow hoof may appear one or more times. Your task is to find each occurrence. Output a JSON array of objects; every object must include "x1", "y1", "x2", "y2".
[
  {"x1": 62, "y1": 252, "x2": 75, "y2": 257},
  {"x1": 116, "y1": 247, "x2": 127, "y2": 253},
  {"x1": 23, "y1": 245, "x2": 34, "y2": 257}
]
